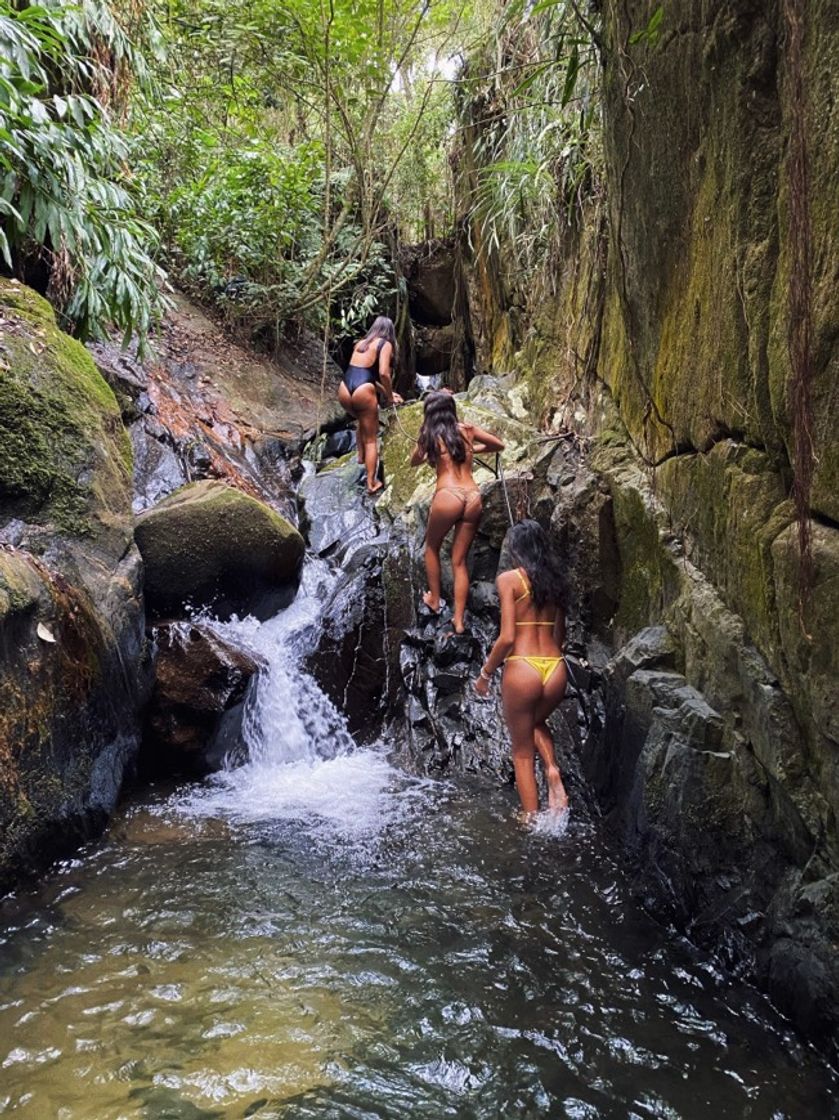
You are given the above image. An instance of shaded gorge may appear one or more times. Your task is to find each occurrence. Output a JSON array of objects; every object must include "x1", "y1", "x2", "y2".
[{"x1": 0, "y1": 559, "x2": 835, "y2": 1119}]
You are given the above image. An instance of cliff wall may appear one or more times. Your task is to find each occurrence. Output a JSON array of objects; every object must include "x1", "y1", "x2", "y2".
[{"x1": 456, "y1": 0, "x2": 839, "y2": 1042}]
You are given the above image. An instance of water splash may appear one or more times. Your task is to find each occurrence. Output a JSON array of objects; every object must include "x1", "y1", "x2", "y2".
[{"x1": 170, "y1": 557, "x2": 427, "y2": 841}]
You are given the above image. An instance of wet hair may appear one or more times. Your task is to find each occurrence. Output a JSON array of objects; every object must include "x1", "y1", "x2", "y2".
[
  {"x1": 507, "y1": 519, "x2": 565, "y2": 610},
  {"x1": 357, "y1": 315, "x2": 397, "y2": 356},
  {"x1": 417, "y1": 390, "x2": 466, "y2": 466}
]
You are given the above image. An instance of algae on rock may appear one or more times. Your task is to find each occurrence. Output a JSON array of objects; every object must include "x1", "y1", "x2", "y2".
[
  {"x1": 135, "y1": 479, "x2": 305, "y2": 619},
  {"x1": 0, "y1": 280, "x2": 146, "y2": 890}
]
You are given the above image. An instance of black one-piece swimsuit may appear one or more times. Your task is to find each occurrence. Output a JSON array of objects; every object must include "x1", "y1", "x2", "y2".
[{"x1": 343, "y1": 339, "x2": 383, "y2": 393}]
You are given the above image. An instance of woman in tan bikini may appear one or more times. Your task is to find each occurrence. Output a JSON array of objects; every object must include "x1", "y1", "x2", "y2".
[
  {"x1": 410, "y1": 392, "x2": 505, "y2": 634},
  {"x1": 338, "y1": 316, "x2": 402, "y2": 493},
  {"x1": 474, "y1": 519, "x2": 568, "y2": 814}
]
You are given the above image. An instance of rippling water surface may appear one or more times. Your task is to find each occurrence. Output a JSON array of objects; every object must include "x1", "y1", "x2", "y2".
[{"x1": 0, "y1": 560, "x2": 835, "y2": 1118}]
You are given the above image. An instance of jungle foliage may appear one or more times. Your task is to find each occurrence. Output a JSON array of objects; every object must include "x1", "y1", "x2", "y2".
[
  {"x1": 0, "y1": 0, "x2": 165, "y2": 344},
  {"x1": 455, "y1": 0, "x2": 605, "y2": 299},
  {"x1": 134, "y1": 0, "x2": 485, "y2": 345},
  {"x1": 1, "y1": 0, "x2": 608, "y2": 347}
]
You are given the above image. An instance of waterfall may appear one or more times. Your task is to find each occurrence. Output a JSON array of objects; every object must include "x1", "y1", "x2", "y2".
[{"x1": 169, "y1": 556, "x2": 420, "y2": 838}]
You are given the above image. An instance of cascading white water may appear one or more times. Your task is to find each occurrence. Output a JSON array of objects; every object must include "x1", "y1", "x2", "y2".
[{"x1": 166, "y1": 556, "x2": 420, "y2": 836}]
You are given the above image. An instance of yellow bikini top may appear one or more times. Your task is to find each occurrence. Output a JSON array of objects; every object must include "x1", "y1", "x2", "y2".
[{"x1": 513, "y1": 568, "x2": 556, "y2": 626}]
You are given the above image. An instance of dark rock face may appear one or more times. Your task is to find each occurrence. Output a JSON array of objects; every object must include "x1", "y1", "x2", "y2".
[
  {"x1": 306, "y1": 541, "x2": 392, "y2": 740},
  {"x1": 586, "y1": 622, "x2": 839, "y2": 1043},
  {"x1": 134, "y1": 479, "x2": 305, "y2": 620},
  {"x1": 400, "y1": 240, "x2": 457, "y2": 326},
  {"x1": 298, "y1": 460, "x2": 378, "y2": 560},
  {"x1": 298, "y1": 459, "x2": 393, "y2": 737},
  {"x1": 0, "y1": 280, "x2": 147, "y2": 891},
  {"x1": 415, "y1": 323, "x2": 455, "y2": 375},
  {"x1": 142, "y1": 622, "x2": 262, "y2": 776}
]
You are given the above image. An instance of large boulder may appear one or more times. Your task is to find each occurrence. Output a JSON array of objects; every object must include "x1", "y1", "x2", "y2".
[
  {"x1": 135, "y1": 479, "x2": 305, "y2": 620},
  {"x1": 0, "y1": 279, "x2": 146, "y2": 890}
]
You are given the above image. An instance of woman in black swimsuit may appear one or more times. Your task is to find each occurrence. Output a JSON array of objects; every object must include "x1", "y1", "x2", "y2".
[{"x1": 338, "y1": 316, "x2": 401, "y2": 494}]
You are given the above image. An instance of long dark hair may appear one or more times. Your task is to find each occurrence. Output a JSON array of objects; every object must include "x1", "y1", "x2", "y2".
[
  {"x1": 417, "y1": 390, "x2": 466, "y2": 465},
  {"x1": 507, "y1": 519, "x2": 565, "y2": 610},
  {"x1": 357, "y1": 315, "x2": 396, "y2": 357}
]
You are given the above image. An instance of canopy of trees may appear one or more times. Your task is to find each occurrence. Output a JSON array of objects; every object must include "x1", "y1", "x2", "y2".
[{"x1": 0, "y1": 0, "x2": 609, "y2": 348}]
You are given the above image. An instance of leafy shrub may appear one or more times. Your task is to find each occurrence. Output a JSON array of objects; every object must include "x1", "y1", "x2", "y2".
[
  {"x1": 134, "y1": 117, "x2": 397, "y2": 343},
  {"x1": 0, "y1": 0, "x2": 165, "y2": 345}
]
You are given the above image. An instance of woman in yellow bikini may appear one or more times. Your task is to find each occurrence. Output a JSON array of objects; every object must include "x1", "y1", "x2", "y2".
[
  {"x1": 410, "y1": 392, "x2": 505, "y2": 634},
  {"x1": 474, "y1": 519, "x2": 568, "y2": 814}
]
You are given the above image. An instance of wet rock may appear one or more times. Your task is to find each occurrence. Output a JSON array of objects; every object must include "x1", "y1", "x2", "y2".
[
  {"x1": 142, "y1": 621, "x2": 263, "y2": 776},
  {"x1": 135, "y1": 479, "x2": 304, "y2": 620},
  {"x1": 306, "y1": 540, "x2": 392, "y2": 738},
  {"x1": 298, "y1": 460, "x2": 378, "y2": 560},
  {"x1": 129, "y1": 421, "x2": 188, "y2": 513},
  {"x1": 0, "y1": 280, "x2": 146, "y2": 890}
]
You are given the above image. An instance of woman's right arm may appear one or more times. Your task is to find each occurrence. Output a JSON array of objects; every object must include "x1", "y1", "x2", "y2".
[
  {"x1": 377, "y1": 342, "x2": 396, "y2": 405},
  {"x1": 470, "y1": 424, "x2": 505, "y2": 454},
  {"x1": 410, "y1": 439, "x2": 427, "y2": 467},
  {"x1": 474, "y1": 575, "x2": 516, "y2": 694}
]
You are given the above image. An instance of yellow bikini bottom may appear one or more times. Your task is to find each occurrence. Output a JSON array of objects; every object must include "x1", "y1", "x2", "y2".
[{"x1": 505, "y1": 655, "x2": 565, "y2": 686}]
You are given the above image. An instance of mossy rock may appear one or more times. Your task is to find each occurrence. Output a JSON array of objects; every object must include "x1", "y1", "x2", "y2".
[
  {"x1": 379, "y1": 388, "x2": 537, "y2": 517},
  {"x1": 135, "y1": 480, "x2": 305, "y2": 619},
  {"x1": 0, "y1": 549, "x2": 140, "y2": 890},
  {"x1": 0, "y1": 278, "x2": 131, "y2": 548}
]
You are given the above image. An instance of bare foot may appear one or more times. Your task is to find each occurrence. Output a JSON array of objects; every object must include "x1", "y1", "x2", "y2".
[
  {"x1": 367, "y1": 480, "x2": 384, "y2": 494},
  {"x1": 423, "y1": 590, "x2": 444, "y2": 614},
  {"x1": 546, "y1": 766, "x2": 568, "y2": 812},
  {"x1": 443, "y1": 622, "x2": 466, "y2": 640}
]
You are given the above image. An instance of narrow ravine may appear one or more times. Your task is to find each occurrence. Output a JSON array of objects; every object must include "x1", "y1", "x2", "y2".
[{"x1": 0, "y1": 520, "x2": 836, "y2": 1118}]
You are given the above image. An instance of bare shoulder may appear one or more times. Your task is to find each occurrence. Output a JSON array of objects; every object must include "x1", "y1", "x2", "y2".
[{"x1": 495, "y1": 568, "x2": 518, "y2": 591}]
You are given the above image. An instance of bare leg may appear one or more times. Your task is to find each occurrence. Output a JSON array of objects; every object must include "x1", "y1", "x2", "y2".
[
  {"x1": 502, "y1": 661, "x2": 543, "y2": 813},
  {"x1": 351, "y1": 385, "x2": 381, "y2": 492},
  {"x1": 422, "y1": 490, "x2": 463, "y2": 612},
  {"x1": 534, "y1": 667, "x2": 569, "y2": 811},
  {"x1": 534, "y1": 723, "x2": 568, "y2": 811},
  {"x1": 449, "y1": 495, "x2": 481, "y2": 633}
]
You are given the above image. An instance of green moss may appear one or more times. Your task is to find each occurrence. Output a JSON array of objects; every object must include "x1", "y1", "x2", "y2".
[
  {"x1": 0, "y1": 279, "x2": 131, "y2": 536},
  {"x1": 134, "y1": 479, "x2": 305, "y2": 616},
  {"x1": 381, "y1": 402, "x2": 428, "y2": 510},
  {"x1": 657, "y1": 443, "x2": 794, "y2": 665}
]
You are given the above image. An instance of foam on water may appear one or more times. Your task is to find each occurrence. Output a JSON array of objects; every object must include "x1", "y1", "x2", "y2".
[
  {"x1": 170, "y1": 557, "x2": 428, "y2": 840},
  {"x1": 529, "y1": 806, "x2": 571, "y2": 838}
]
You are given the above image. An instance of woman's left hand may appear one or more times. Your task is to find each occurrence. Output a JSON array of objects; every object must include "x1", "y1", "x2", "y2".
[
  {"x1": 392, "y1": 392, "x2": 403, "y2": 405},
  {"x1": 473, "y1": 675, "x2": 490, "y2": 698}
]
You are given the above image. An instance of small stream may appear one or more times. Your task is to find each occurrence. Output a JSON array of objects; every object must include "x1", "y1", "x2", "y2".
[{"x1": 0, "y1": 560, "x2": 836, "y2": 1118}]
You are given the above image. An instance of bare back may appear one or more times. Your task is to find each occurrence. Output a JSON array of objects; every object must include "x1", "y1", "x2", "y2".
[{"x1": 433, "y1": 423, "x2": 477, "y2": 490}]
